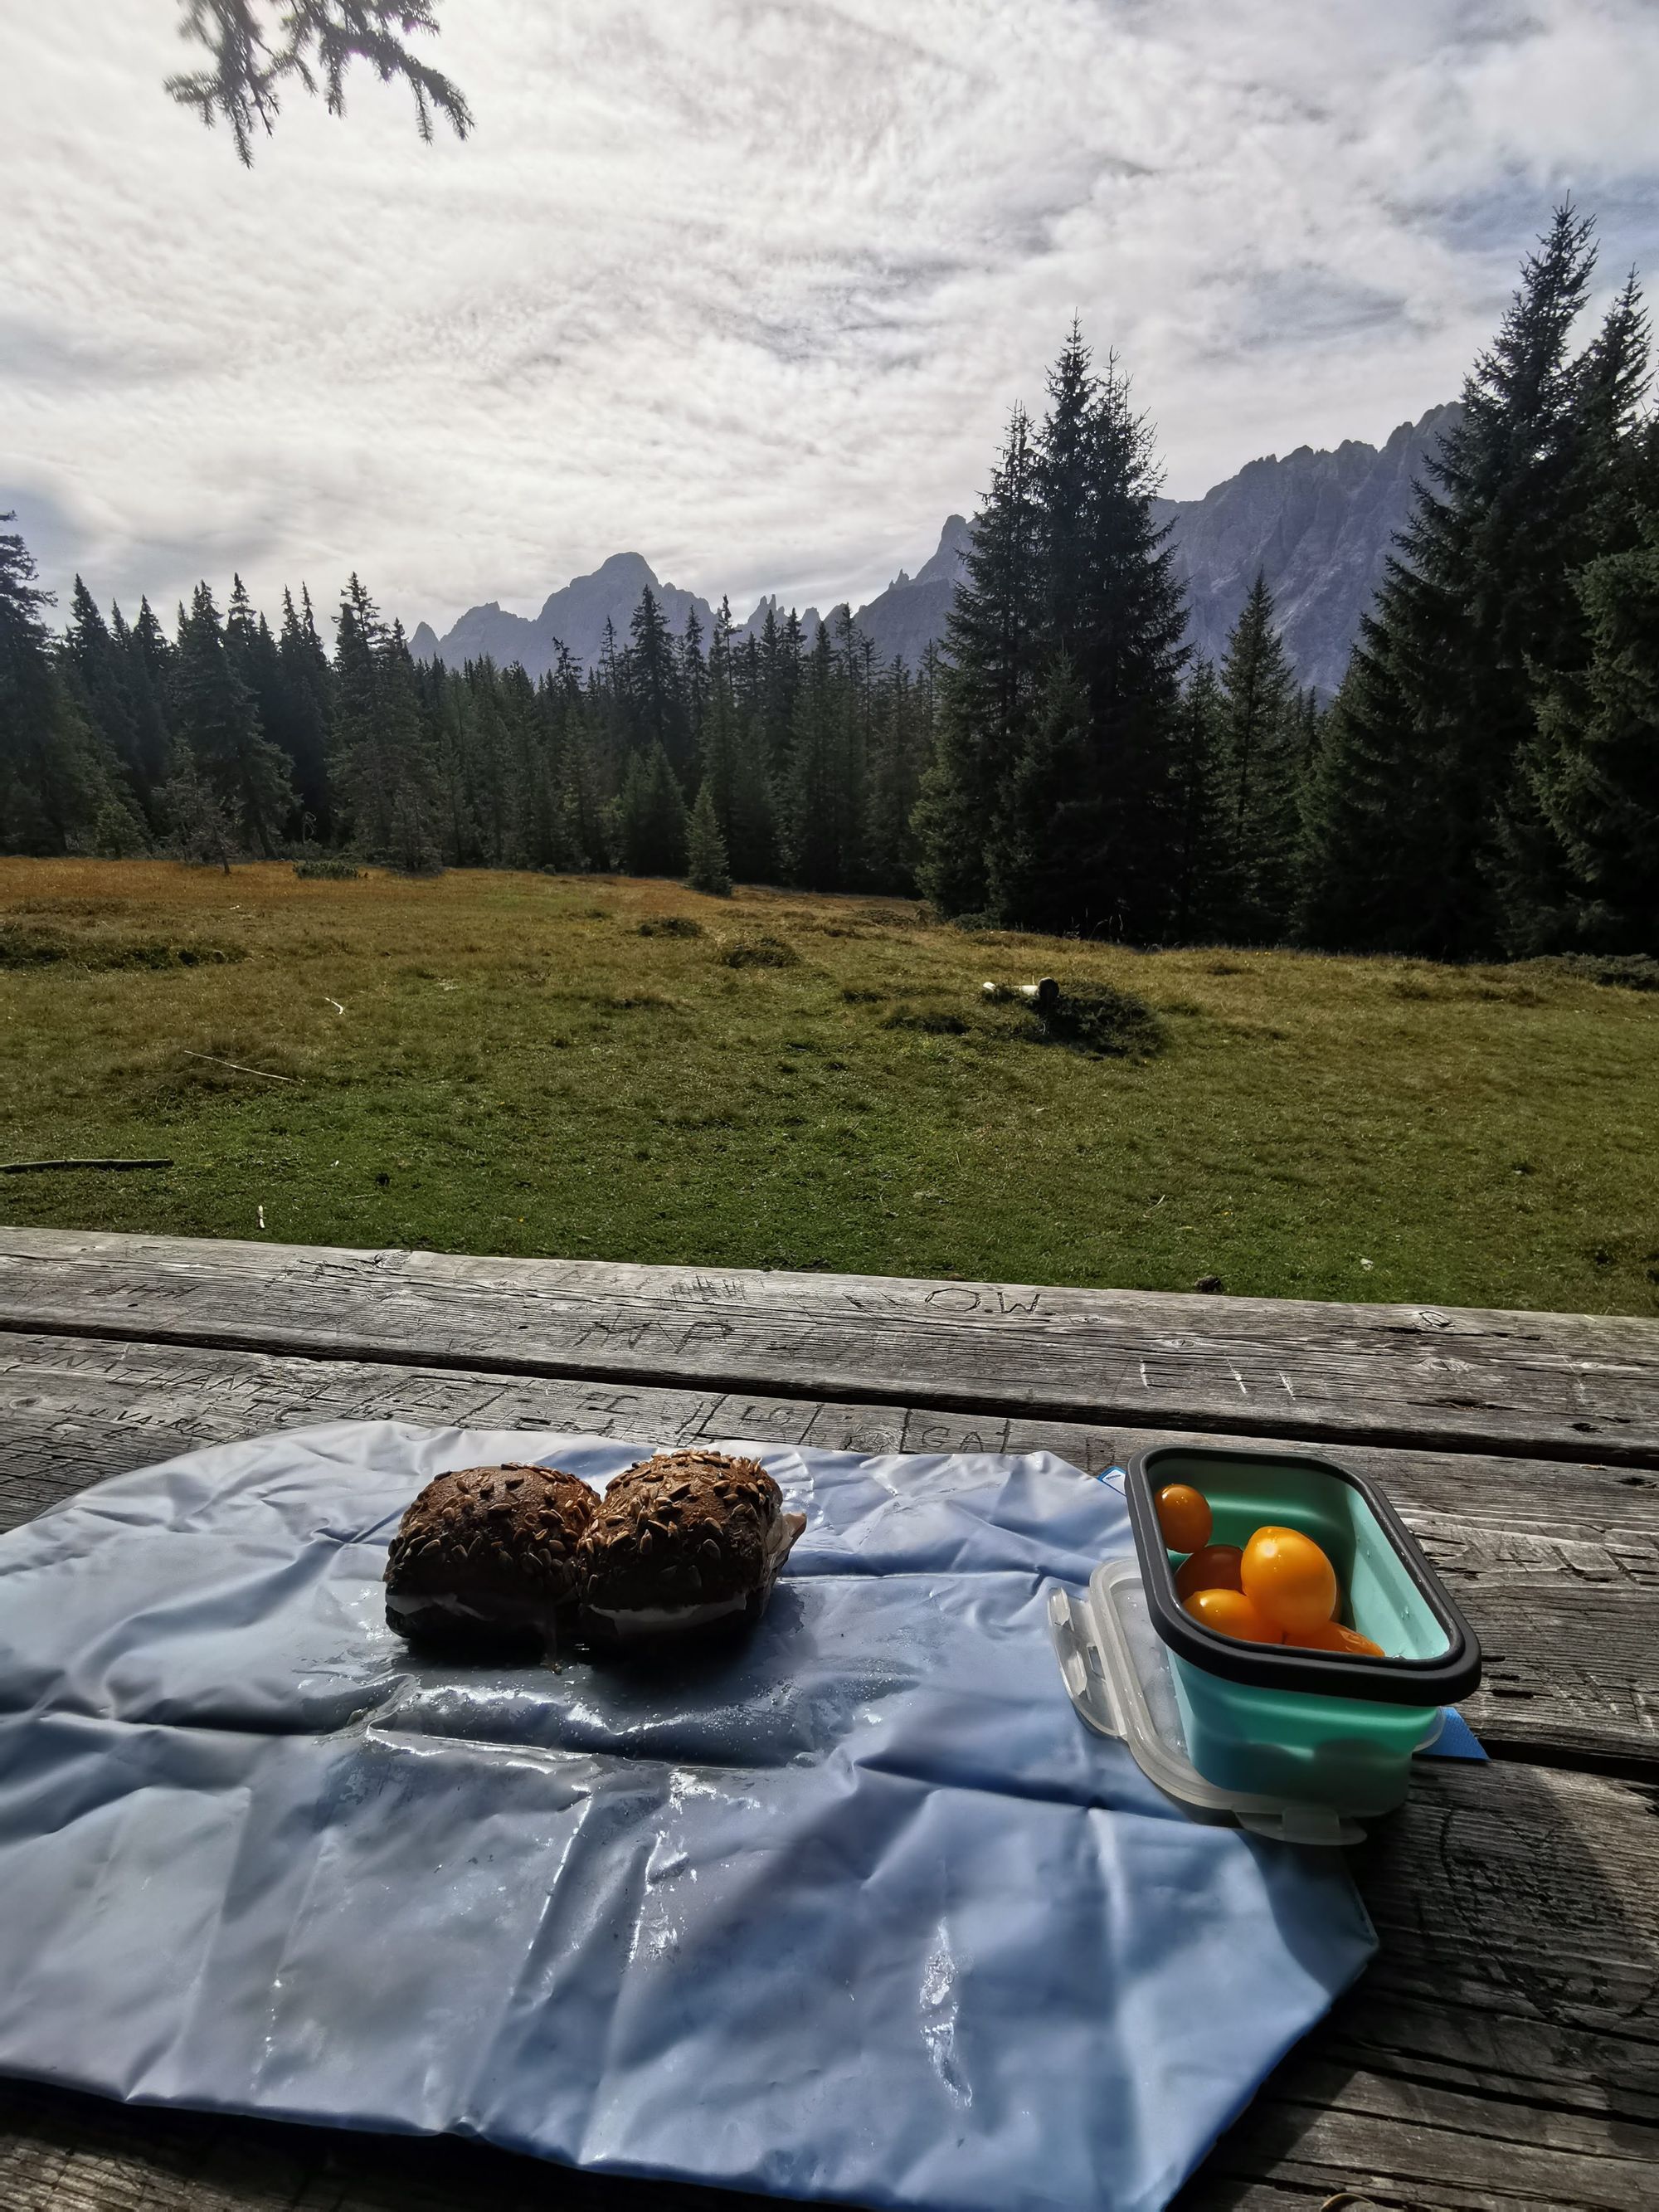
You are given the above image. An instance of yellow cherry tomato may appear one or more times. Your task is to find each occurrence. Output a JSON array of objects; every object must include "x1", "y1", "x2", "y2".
[
  {"x1": 1155, "y1": 1483, "x2": 1212, "y2": 1554},
  {"x1": 1241, "y1": 1526, "x2": 1339, "y2": 1637},
  {"x1": 1183, "y1": 1586, "x2": 1282, "y2": 1644},
  {"x1": 1293, "y1": 1620, "x2": 1386, "y2": 1659},
  {"x1": 1173, "y1": 1543, "x2": 1244, "y2": 1602}
]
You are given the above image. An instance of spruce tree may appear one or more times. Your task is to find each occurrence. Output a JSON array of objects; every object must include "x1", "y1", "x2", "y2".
[
  {"x1": 985, "y1": 651, "x2": 1093, "y2": 928},
  {"x1": 686, "y1": 779, "x2": 732, "y2": 894},
  {"x1": 697, "y1": 597, "x2": 773, "y2": 880},
  {"x1": 226, "y1": 572, "x2": 258, "y2": 651},
  {"x1": 580, "y1": 617, "x2": 627, "y2": 810},
  {"x1": 1559, "y1": 272, "x2": 1651, "y2": 562},
  {"x1": 731, "y1": 713, "x2": 777, "y2": 884},
  {"x1": 830, "y1": 606, "x2": 871, "y2": 887},
  {"x1": 981, "y1": 340, "x2": 1189, "y2": 937},
  {"x1": 427, "y1": 658, "x2": 484, "y2": 865},
  {"x1": 1058, "y1": 345, "x2": 1189, "y2": 937},
  {"x1": 275, "y1": 586, "x2": 334, "y2": 837},
  {"x1": 558, "y1": 719, "x2": 611, "y2": 872},
  {"x1": 0, "y1": 517, "x2": 109, "y2": 853},
  {"x1": 463, "y1": 659, "x2": 515, "y2": 864},
  {"x1": 65, "y1": 578, "x2": 144, "y2": 803},
  {"x1": 914, "y1": 407, "x2": 1043, "y2": 914},
  {"x1": 595, "y1": 615, "x2": 625, "y2": 727},
  {"x1": 615, "y1": 742, "x2": 688, "y2": 875},
  {"x1": 1523, "y1": 503, "x2": 1659, "y2": 950},
  {"x1": 679, "y1": 603, "x2": 708, "y2": 760},
  {"x1": 1293, "y1": 686, "x2": 1323, "y2": 772},
  {"x1": 625, "y1": 588, "x2": 688, "y2": 781},
  {"x1": 387, "y1": 787, "x2": 443, "y2": 874},
  {"x1": 332, "y1": 575, "x2": 442, "y2": 864},
  {"x1": 698, "y1": 599, "x2": 739, "y2": 840},
  {"x1": 172, "y1": 581, "x2": 293, "y2": 853},
  {"x1": 1496, "y1": 273, "x2": 1654, "y2": 948},
  {"x1": 1039, "y1": 324, "x2": 1097, "y2": 647},
  {"x1": 331, "y1": 573, "x2": 383, "y2": 846},
  {"x1": 381, "y1": 620, "x2": 445, "y2": 869},
  {"x1": 916, "y1": 638, "x2": 945, "y2": 730},
  {"x1": 757, "y1": 605, "x2": 804, "y2": 784},
  {"x1": 157, "y1": 747, "x2": 235, "y2": 870},
  {"x1": 1166, "y1": 661, "x2": 1227, "y2": 943},
  {"x1": 1302, "y1": 207, "x2": 1601, "y2": 955},
  {"x1": 726, "y1": 621, "x2": 777, "y2": 876},
  {"x1": 510, "y1": 662, "x2": 562, "y2": 870},
  {"x1": 226, "y1": 577, "x2": 296, "y2": 831},
  {"x1": 90, "y1": 794, "x2": 152, "y2": 856},
  {"x1": 1214, "y1": 572, "x2": 1301, "y2": 941},
  {"x1": 779, "y1": 621, "x2": 844, "y2": 889},
  {"x1": 125, "y1": 598, "x2": 177, "y2": 809},
  {"x1": 863, "y1": 659, "x2": 932, "y2": 893},
  {"x1": 542, "y1": 643, "x2": 609, "y2": 871}
]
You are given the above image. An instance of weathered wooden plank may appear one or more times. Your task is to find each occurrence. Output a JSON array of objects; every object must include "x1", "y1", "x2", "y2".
[
  {"x1": 1, "y1": 1333, "x2": 1654, "y2": 1773},
  {"x1": 1179, "y1": 1762, "x2": 1659, "y2": 2210},
  {"x1": 0, "y1": 2084, "x2": 766, "y2": 2211},
  {"x1": 3, "y1": 1229, "x2": 1658, "y2": 1464},
  {"x1": 1, "y1": 1764, "x2": 1652, "y2": 2212}
]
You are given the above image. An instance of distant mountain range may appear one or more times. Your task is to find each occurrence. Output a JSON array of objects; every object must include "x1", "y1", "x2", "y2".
[
  {"x1": 411, "y1": 405, "x2": 1457, "y2": 695},
  {"x1": 1152, "y1": 402, "x2": 1460, "y2": 693},
  {"x1": 406, "y1": 553, "x2": 832, "y2": 682}
]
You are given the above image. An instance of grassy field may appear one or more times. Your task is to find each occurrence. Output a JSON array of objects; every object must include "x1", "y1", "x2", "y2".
[{"x1": 2, "y1": 858, "x2": 1656, "y2": 1315}]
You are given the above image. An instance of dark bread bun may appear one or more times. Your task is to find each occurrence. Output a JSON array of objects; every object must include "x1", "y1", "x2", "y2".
[
  {"x1": 384, "y1": 1463, "x2": 597, "y2": 1652},
  {"x1": 581, "y1": 1449, "x2": 802, "y2": 1635}
]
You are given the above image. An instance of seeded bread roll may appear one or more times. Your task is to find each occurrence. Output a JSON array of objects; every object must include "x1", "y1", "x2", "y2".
[
  {"x1": 580, "y1": 1449, "x2": 805, "y2": 1643},
  {"x1": 384, "y1": 1463, "x2": 597, "y2": 1655}
]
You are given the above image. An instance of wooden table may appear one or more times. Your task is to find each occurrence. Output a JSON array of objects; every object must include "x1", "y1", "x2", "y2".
[{"x1": 1, "y1": 1227, "x2": 1655, "y2": 2212}]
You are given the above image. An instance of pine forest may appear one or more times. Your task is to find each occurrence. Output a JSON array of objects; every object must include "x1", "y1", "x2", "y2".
[{"x1": 3, "y1": 208, "x2": 1655, "y2": 959}]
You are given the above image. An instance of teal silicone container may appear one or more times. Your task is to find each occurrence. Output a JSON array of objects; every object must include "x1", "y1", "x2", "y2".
[{"x1": 1126, "y1": 1446, "x2": 1481, "y2": 1817}]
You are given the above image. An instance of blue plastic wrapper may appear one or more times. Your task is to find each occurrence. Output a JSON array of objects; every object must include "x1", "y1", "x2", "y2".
[{"x1": 0, "y1": 1424, "x2": 1376, "y2": 2212}]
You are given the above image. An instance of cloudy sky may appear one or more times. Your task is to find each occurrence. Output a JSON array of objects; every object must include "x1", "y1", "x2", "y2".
[{"x1": 5, "y1": 1, "x2": 1659, "y2": 636}]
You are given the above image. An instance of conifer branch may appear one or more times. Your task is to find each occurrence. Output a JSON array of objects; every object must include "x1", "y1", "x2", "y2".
[{"x1": 167, "y1": 2, "x2": 472, "y2": 165}]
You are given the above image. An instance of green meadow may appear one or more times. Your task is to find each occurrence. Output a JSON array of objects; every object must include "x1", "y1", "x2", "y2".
[{"x1": 2, "y1": 859, "x2": 1655, "y2": 1316}]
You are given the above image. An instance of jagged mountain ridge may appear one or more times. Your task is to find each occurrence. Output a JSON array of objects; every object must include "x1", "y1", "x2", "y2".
[
  {"x1": 1151, "y1": 402, "x2": 1460, "y2": 694},
  {"x1": 409, "y1": 559, "x2": 827, "y2": 682},
  {"x1": 410, "y1": 552, "x2": 713, "y2": 680},
  {"x1": 411, "y1": 516, "x2": 971, "y2": 683},
  {"x1": 844, "y1": 513, "x2": 972, "y2": 669},
  {"x1": 411, "y1": 407, "x2": 1457, "y2": 693}
]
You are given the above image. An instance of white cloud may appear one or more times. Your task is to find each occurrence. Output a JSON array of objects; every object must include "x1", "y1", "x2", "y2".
[{"x1": 2, "y1": 0, "x2": 1657, "y2": 634}]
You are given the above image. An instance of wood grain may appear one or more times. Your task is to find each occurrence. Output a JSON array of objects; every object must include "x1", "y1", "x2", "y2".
[
  {"x1": 1, "y1": 1332, "x2": 1654, "y2": 1771},
  {"x1": 2, "y1": 1230, "x2": 1655, "y2": 2212},
  {"x1": 3, "y1": 1228, "x2": 1658, "y2": 1464},
  {"x1": 0, "y1": 1764, "x2": 1652, "y2": 2212},
  {"x1": 1179, "y1": 1761, "x2": 1659, "y2": 2211}
]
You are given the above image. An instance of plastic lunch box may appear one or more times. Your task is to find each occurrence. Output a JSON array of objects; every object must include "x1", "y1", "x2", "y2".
[{"x1": 1125, "y1": 1445, "x2": 1481, "y2": 1817}]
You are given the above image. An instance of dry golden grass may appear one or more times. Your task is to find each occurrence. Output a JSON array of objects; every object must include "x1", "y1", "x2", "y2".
[{"x1": 2, "y1": 858, "x2": 1656, "y2": 1313}]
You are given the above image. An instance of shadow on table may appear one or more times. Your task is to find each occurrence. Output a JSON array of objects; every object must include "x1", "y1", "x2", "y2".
[
  {"x1": 0, "y1": 2074, "x2": 821, "y2": 2212},
  {"x1": 1172, "y1": 1754, "x2": 1659, "y2": 2210}
]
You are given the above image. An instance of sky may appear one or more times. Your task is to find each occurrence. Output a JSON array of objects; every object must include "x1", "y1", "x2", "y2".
[{"x1": 4, "y1": 0, "x2": 1659, "y2": 638}]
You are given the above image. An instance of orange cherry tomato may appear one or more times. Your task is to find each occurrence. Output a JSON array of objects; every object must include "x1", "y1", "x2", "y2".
[
  {"x1": 1292, "y1": 1620, "x2": 1386, "y2": 1659},
  {"x1": 1173, "y1": 1543, "x2": 1244, "y2": 1601},
  {"x1": 1240, "y1": 1526, "x2": 1338, "y2": 1637},
  {"x1": 1183, "y1": 1586, "x2": 1282, "y2": 1644},
  {"x1": 1155, "y1": 1484, "x2": 1212, "y2": 1554}
]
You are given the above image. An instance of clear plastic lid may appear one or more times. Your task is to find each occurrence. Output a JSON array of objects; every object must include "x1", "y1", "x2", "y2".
[{"x1": 1048, "y1": 1558, "x2": 1369, "y2": 1846}]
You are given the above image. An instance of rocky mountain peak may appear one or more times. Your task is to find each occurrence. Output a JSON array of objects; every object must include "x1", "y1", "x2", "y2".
[
  {"x1": 1151, "y1": 402, "x2": 1460, "y2": 692},
  {"x1": 409, "y1": 409, "x2": 1458, "y2": 692}
]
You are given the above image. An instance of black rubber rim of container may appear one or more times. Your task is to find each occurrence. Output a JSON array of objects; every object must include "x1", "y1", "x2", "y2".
[{"x1": 1125, "y1": 1445, "x2": 1483, "y2": 1706}]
